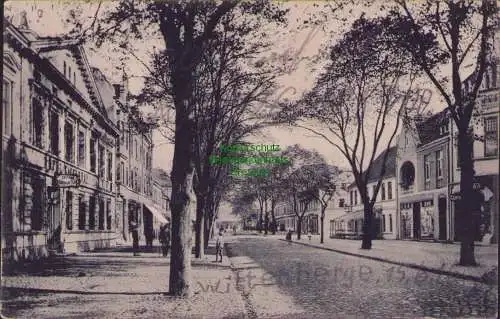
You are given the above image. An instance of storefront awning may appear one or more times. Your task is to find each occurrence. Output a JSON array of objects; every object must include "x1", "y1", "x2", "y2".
[
  {"x1": 333, "y1": 210, "x2": 364, "y2": 222},
  {"x1": 144, "y1": 203, "x2": 169, "y2": 224}
]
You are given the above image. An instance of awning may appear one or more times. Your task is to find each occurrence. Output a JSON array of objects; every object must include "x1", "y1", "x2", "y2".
[{"x1": 144, "y1": 203, "x2": 169, "y2": 224}]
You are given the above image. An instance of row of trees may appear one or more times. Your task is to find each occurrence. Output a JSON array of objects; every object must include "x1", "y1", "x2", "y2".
[{"x1": 229, "y1": 145, "x2": 339, "y2": 242}]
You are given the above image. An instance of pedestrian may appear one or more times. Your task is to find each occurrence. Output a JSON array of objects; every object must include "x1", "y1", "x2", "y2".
[
  {"x1": 129, "y1": 220, "x2": 140, "y2": 256},
  {"x1": 159, "y1": 223, "x2": 171, "y2": 257},
  {"x1": 215, "y1": 228, "x2": 224, "y2": 263}
]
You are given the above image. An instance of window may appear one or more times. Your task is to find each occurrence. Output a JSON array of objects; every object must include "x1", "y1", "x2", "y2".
[
  {"x1": 2, "y1": 79, "x2": 12, "y2": 135},
  {"x1": 107, "y1": 150, "x2": 113, "y2": 181},
  {"x1": 135, "y1": 140, "x2": 138, "y2": 159},
  {"x1": 78, "y1": 130, "x2": 86, "y2": 167},
  {"x1": 106, "y1": 199, "x2": 112, "y2": 230},
  {"x1": 99, "y1": 145, "x2": 105, "y2": 178},
  {"x1": 350, "y1": 191, "x2": 353, "y2": 206},
  {"x1": 78, "y1": 195, "x2": 86, "y2": 230},
  {"x1": 73, "y1": 72, "x2": 76, "y2": 85},
  {"x1": 387, "y1": 182, "x2": 393, "y2": 200},
  {"x1": 64, "y1": 122, "x2": 74, "y2": 162},
  {"x1": 63, "y1": 61, "x2": 66, "y2": 77},
  {"x1": 90, "y1": 135, "x2": 97, "y2": 173},
  {"x1": 31, "y1": 175, "x2": 45, "y2": 231},
  {"x1": 372, "y1": 185, "x2": 376, "y2": 201},
  {"x1": 32, "y1": 98, "x2": 44, "y2": 148},
  {"x1": 98, "y1": 199, "x2": 105, "y2": 230},
  {"x1": 66, "y1": 191, "x2": 73, "y2": 230},
  {"x1": 338, "y1": 199, "x2": 345, "y2": 207},
  {"x1": 381, "y1": 183, "x2": 386, "y2": 201},
  {"x1": 424, "y1": 154, "x2": 431, "y2": 187},
  {"x1": 382, "y1": 214, "x2": 386, "y2": 232},
  {"x1": 49, "y1": 110, "x2": 59, "y2": 155},
  {"x1": 68, "y1": 66, "x2": 72, "y2": 80},
  {"x1": 389, "y1": 214, "x2": 393, "y2": 232},
  {"x1": 436, "y1": 150, "x2": 443, "y2": 187},
  {"x1": 484, "y1": 116, "x2": 498, "y2": 157},
  {"x1": 354, "y1": 191, "x2": 358, "y2": 205},
  {"x1": 88, "y1": 196, "x2": 96, "y2": 230}
]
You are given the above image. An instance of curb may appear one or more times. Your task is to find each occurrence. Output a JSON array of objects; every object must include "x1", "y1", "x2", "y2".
[{"x1": 279, "y1": 239, "x2": 497, "y2": 285}]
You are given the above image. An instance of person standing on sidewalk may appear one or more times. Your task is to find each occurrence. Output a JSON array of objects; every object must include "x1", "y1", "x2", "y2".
[
  {"x1": 215, "y1": 228, "x2": 224, "y2": 262},
  {"x1": 159, "y1": 223, "x2": 171, "y2": 257},
  {"x1": 129, "y1": 220, "x2": 140, "y2": 256}
]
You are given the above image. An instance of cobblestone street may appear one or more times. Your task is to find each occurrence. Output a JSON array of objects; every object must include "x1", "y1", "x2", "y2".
[{"x1": 227, "y1": 237, "x2": 498, "y2": 319}]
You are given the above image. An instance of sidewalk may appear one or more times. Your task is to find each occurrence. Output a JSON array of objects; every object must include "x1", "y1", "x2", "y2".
[
  {"x1": 1, "y1": 245, "x2": 245, "y2": 319},
  {"x1": 281, "y1": 235, "x2": 498, "y2": 285}
]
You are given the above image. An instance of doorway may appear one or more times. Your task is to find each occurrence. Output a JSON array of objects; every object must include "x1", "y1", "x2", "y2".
[
  {"x1": 438, "y1": 197, "x2": 447, "y2": 240},
  {"x1": 413, "y1": 202, "x2": 421, "y2": 239}
]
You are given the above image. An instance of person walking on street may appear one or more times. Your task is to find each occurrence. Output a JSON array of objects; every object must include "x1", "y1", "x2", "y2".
[
  {"x1": 215, "y1": 228, "x2": 224, "y2": 263},
  {"x1": 129, "y1": 220, "x2": 140, "y2": 256},
  {"x1": 159, "y1": 223, "x2": 171, "y2": 257}
]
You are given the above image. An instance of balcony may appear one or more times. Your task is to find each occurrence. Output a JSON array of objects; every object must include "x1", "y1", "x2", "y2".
[{"x1": 399, "y1": 184, "x2": 415, "y2": 195}]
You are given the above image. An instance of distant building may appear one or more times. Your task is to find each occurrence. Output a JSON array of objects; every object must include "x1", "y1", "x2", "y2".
[{"x1": 332, "y1": 147, "x2": 397, "y2": 239}]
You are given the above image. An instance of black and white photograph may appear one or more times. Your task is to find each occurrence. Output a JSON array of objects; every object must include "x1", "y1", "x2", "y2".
[{"x1": 1, "y1": 1, "x2": 498, "y2": 318}]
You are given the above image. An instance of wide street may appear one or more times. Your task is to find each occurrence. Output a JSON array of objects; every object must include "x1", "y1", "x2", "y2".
[
  {"x1": 227, "y1": 236, "x2": 498, "y2": 319},
  {"x1": 2, "y1": 235, "x2": 498, "y2": 318}
]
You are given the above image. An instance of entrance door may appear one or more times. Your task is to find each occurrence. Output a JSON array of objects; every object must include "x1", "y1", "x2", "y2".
[
  {"x1": 47, "y1": 187, "x2": 61, "y2": 251},
  {"x1": 438, "y1": 197, "x2": 447, "y2": 240},
  {"x1": 413, "y1": 202, "x2": 421, "y2": 239}
]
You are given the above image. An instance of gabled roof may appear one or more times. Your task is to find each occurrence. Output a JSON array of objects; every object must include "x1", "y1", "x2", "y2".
[
  {"x1": 348, "y1": 146, "x2": 397, "y2": 188},
  {"x1": 416, "y1": 109, "x2": 449, "y2": 145}
]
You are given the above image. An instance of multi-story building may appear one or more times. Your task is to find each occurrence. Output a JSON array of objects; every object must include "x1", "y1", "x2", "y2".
[
  {"x1": 332, "y1": 147, "x2": 397, "y2": 239},
  {"x1": 396, "y1": 111, "x2": 451, "y2": 241},
  {"x1": 2, "y1": 18, "x2": 120, "y2": 260},
  {"x1": 2, "y1": 16, "x2": 171, "y2": 262},
  {"x1": 396, "y1": 61, "x2": 498, "y2": 244}
]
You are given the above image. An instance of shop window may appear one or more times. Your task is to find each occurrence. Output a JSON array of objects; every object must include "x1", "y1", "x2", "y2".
[
  {"x1": 49, "y1": 110, "x2": 59, "y2": 155},
  {"x1": 66, "y1": 191, "x2": 73, "y2": 230},
  {"x1": 484, "y1": 116, "x2": 498, "y2": 157},
  {"x1": 3, "y1": 79, "x2": 12, "y2": 135},
  {"x1": 78, "y1": 195, "x2": 86, "y2": 230},
  {"x1": 88, "y1": 196, "x2": 96, "y2": 230},
  {"x1": 98, "y1": 199, "x2": 105, "y2": 230},
  {"x1": 32, "y1": 98, "x2": 44, "y2": 148},
  {"x1": 106, "y1": 199, "x2": 112, "y2": 230},
  {"x1": 65, "y1": 122, "x2": 75, "y2": 163}
]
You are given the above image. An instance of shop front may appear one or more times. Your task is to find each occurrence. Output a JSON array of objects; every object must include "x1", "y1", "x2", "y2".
[{"x1": 450, "y1": 175, "x2": 498, "y2": 244}]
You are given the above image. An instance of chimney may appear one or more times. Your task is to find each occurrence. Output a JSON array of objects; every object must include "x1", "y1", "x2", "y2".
[{"x1": 113, "y1": 70, "x2": 129, "y2": 107}]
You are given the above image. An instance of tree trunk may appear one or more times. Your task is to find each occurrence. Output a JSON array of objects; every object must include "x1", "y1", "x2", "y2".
[
  {"x1": 203, "y1": 211, "x2": 212, "y2": 250},
  {"x1": 194, "y1": 193, "x2": 205, "y2": 259},
  {"x1": 296, "y1": 216, "x2": 302, "y2": 240},
  {"x1": 361, "y1": 203, "x2": 372, "y2": 249},
  {"x1": 320, "y1": 205, "x2": 326, "y2": 244},
  {"x1": 264, "y1": 200, "x2": 269, "y2": 235},
  {"x1": 457, "y1": 129, "x2": 477, "y2": 266},
  {"x1": 168, "y1": 115, "x2": 196, "y2": 297}
]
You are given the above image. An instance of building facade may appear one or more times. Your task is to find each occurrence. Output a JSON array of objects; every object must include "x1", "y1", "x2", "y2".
[
  {"x1": 2, "y1": 19, "x2": 121, "y2": 260},
  {"x1": 2, "y1": 18, "x2": 170, "y2": 262},
  {"x1": 332, "y1": 147, "x2": 397, "y2": 240}
]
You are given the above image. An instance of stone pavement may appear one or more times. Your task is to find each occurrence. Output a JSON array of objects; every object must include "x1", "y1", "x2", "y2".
[
  {"x1": 1, "y1": 245, "x2": 246, "y2": 319},
  {"x1": 280, "y1": 235, "x2": 498, "y2": 284}
]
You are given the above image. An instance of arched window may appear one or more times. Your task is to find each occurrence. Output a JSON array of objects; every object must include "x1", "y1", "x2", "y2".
[{"x1": 400, "y1": 161, "x2": 415, "y2": 190}]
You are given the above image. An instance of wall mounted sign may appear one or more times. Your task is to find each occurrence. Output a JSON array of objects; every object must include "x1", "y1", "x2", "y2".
[{"x1": 56, "y1": 174, "x2": 80, "y2": 188}]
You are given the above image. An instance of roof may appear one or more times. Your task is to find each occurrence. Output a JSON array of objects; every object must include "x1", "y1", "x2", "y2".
[
  {"x1": 416, "y1": 109, "x2": 449, "y2": 145},
  {"x1": 348, "y1": 146, "x2": 397, "y2": 188}
]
